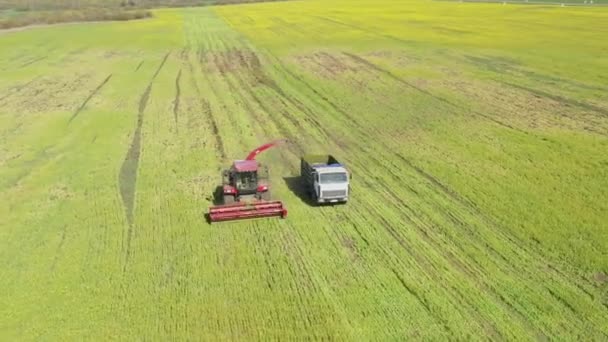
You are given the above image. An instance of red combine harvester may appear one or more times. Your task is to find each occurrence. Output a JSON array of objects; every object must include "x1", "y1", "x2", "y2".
[{"x1": 207, "y1": 139, "x2": 288, "y2": 223}]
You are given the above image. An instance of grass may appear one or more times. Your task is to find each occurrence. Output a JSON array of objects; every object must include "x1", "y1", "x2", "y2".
[
  {"x1": 1, "y1": 0, "x2": 607, "y2": 339},
  {"x1": 0, "y1": 0, "x2": 286, "y2": 11},
  {"x1": 0, "y1": 0, "x2": 286, "y2": 30},
  {"x1": 0, "y1": 8, "x2": 152, "y2": 29},
  {"x1": 450, "y1": 0, "x2": 608, "y2": 4}
]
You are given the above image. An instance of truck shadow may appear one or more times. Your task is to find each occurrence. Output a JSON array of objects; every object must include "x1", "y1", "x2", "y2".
[{"x1": 283, "y1": 176, "x2": 317, "y2": 207}]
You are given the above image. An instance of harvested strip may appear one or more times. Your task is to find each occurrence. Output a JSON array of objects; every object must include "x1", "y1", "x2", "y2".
[{"x1": 119, "y1": 52, "x2": 170, "y2": 272}]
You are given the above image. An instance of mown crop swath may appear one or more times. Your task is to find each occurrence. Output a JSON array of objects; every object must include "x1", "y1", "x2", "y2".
[{"x1": 0, "y1": 0, "x2": 607, "y2": 340}]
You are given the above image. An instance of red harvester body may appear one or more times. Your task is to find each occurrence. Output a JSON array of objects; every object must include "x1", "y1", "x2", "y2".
[{"x1": 207, "y1": 139, "x2": 288, "y2": 223}]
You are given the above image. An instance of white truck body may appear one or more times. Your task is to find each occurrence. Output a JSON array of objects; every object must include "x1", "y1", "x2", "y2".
[{"x1": 300, "y1": 155, "x2": 350, "y2": 204}]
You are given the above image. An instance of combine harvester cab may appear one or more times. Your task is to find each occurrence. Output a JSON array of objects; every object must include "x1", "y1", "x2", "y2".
[{"x1": 207, "y1": 140, "x2": 288, "y2": 223}]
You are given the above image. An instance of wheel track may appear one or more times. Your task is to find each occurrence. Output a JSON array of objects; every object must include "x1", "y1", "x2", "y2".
[
  {"x1": 120, "y1": 51, "x2": 170, "y2": 273},
  {"x1": 499, "y1": 80, "x2": 608, "y2": 124},
  {"x1": 263, "y1": 48, "x2": 608, "y2": 335},
  {"x1": 271, "y1": 49, "x2": 601, "y2": 292},
  {"x1": 289, "y1": 56, "x2": 602, "y2": 301},
  {"x1": 173, "y1": 69, "x2": 182, "y2": 133},
  {"x1": 226, "y1": 44, "x2": 482, "y2": 332},
  {"x1": 201, "y1": 36, "x2": 248, "y2": 150},
  {"x1": 341, "y1": 52, "x2": 530, "y2": 135},
  {"x1": 184, "y1": 50, "x2": 226, "y2": 159},
  {"x1": 207, "y1": 34, "x2": 362, "y2": 334},
  {"x1": 312, "y1": 16, "x2": 413, "y2": 46},
  {"x1": 18, "y1": 56, "x2": 47, "y2": 69},
  {"x1": 0, "y1": 76, "x2": 41, "y2": 103},
  {"x1": 68, "y1": 74, "x2": 112, "y2": 123},
  {"x1": 199, "y1": 12, "x2": 608, "y2": 337}
]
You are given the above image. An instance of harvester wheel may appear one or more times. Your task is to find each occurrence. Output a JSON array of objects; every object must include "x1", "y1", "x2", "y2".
[
  {"x1": 223, "y1": 194, "x2": 235, "y2": 205},
  {"x1": 261, "y1": 190, "x2": 271, "y2": 201}
]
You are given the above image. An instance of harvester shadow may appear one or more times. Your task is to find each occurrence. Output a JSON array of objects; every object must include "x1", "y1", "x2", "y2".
[
  {"x1": 283, "y1": 176, "x2": 317, "y2": 207},
  {"x1": 211, "y1": 185, "x2": 224, "y2": 206},
  {"x1": 203, "y1": 186, "x2": 224, "y2": 224}
]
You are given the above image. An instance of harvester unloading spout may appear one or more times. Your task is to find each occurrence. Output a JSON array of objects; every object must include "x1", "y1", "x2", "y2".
[
  {"x1": 245, "y1": 139, "x2": 288, "y2": 161},
  {"x1": 207, "y1": 139, "x2": 288, "y2": 223}
]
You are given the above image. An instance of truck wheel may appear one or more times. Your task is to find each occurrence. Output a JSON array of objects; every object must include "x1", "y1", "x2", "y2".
[
  {"x1": 261, "y1": 191, "x2": 271, "y2": 201},
  {"x1": 223, "y1": 194, "x2": 235, "y2": 205},
  {"x1": 311, "y1": 192, "x2": 318, "y2": 205}
]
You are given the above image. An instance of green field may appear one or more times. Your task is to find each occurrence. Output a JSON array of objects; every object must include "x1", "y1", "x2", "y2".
[{"x1": 1, "y1": 0, "x2": 608, "y2": 339}]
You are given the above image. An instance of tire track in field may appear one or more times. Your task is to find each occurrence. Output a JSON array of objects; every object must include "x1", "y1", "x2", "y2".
[
  {"x1": 200, "y1": 48, "x2": 238, "y2": 157},
  {"x1": 267, "y1": 37, "x2": 604, "y2": 338},
  {"x1": 352, "y1": 173, "x2": 549, "y2": 338},
  {"x1": 500, "y1": 81, "x2": 608, "y2": 118},
  {"x1": 341, "y1": 156, "x2": 512, "y2": 336},
  {"x1": 389, "y1": 267, "x2": 453, "y2": 336},
  {"x1": 354, "y1": 172, "x2": 544, "y2": 338},
  {"x1": 249, "y1": 49, "x2": 485, "y2": 333},
  {"x1": 135, "y1": 60, "x2": 144, "y2": 72},
  {"x1": 49, "y1": 225, "x2": 67, "y2": 272},
  {"x1": 313, "y1": 16, "x2": 414, "y2": 46},
  {"x1": 341, "y1": 52, "x2": 529, "y2": 134},
  {"x1": 207, "y1": 47, "x2": 248, "y2": 136},
  {"x1": 203, "y1": 34, "x2": 286, "y2": 160},
  {"x1": 207, "y1": 37, "x2": 360, "y2": 329},
  {"x1": 358, "y1": 142, "x2": 604, "y2": 336},
  {"x1": 218, "y1": 48, "x2": 306, "y2": 156},
  {"x1": 337, "y1": 84, "x2": 600, "y2": 332},
  {"x1": 218, "y1": 22, "x2": 604, "y2": 334},
  {"x1": 275, "y1": 51, "x2": 556, "y2": 272},
  {"x1": 173, "y1": 69, "x2": 182, "y2": 133},
  {"x1": 281, "y1": 51, "x2": 593, "y2": 296},
  {"x1": 120, "y1": 51, "x2": 170, "y2": 272},
  {"x1": 185, "y1": 49, "x2": 226, "y2": 159},
  {"x1": 68, "y1": 74, "x2": 112, "y2": 123},
  {"x1": 241, "y1": 51, "x2": 349, "y2": 151},
  {"x1": 0, "y1": 76, "x2": 41, "y2": 103},
  {"x1": 271, "y1": 52, "x2": 526, "y2": 222},
  {"x1": 18, "y1": 56, "x2": 47, "y2": 69},
  {"x1": 267, "y1": 51, "x2": 608, "y2": 336}
]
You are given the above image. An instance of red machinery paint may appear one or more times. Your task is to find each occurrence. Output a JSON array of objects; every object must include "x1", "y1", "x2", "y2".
[{"x1": 207, "y1": 139, "x2": 288, "y2": 223}]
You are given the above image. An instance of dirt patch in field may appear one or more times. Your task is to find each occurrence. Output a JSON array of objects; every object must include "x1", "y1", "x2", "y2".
[
  {"x1": 49, "y1": 184, "x2": 73, "y2": 201},
  {"x1": 363, "y1": 50, "x2": 418, "y2": 68},
  {"x1": 203, "y1": 49, "x2": 261, "y2": 75},
  {"x1": 594, "y1": 272, "x2": 607, "y2": 284},
  {"x1": 434, "y1": 76, "x2": 608, "y2": 134},
  {"x1": 293, "y1": 52, "x2": 363, "y2": 79},
  {"x1": 2, "y1": 74, "x2": 91, "y2": 114},
  {"x1": 341, "y1": 235, "x2": 360, "y2": 261}
]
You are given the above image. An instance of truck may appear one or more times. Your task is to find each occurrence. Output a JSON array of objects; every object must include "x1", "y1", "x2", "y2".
[{"x1": 300, "y1": 154, "x2": 350, "y2": 204}]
